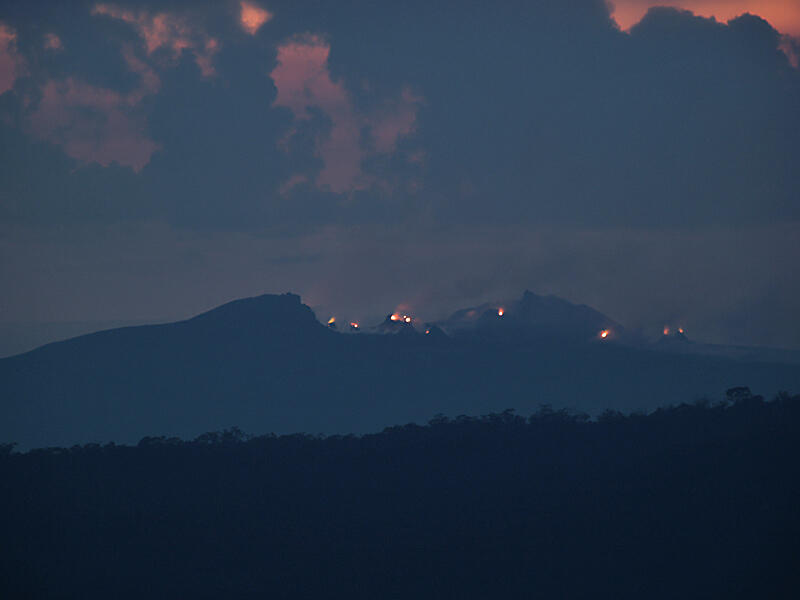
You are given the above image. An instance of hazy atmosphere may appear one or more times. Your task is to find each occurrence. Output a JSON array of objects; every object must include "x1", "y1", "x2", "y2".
[
  {"x1": 3, "y1": 3, "x2": 800, "y2": 598},
  {"x1": 2, "y1": 0, "x2": 799, "y2": 353}
]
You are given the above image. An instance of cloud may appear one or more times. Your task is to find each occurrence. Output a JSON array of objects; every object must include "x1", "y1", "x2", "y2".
[
  {"x1": 780, "y1": 34, "x2": 800, "y2": 68},
  {"x1": 0, "y1": 22, "x2": 24, "y2": 95},
  {"x1": 16, "y1": 2, "x2": 226, "y2": 172},
  {"x1": 2, "y1": 0, "x2": 797, "y2": 227},
  {"x1": 1, "y1": 0, "x2": 800, "y2": 352},
  {"x1": 271, "y1": 34, "x2": 422, "y2": 193},
  {"x1": 239, "y1": 1, "x2": 272, "y2": 36},
  {"x1": 91, "y1": 3, "x2": 220, "y2": 77},
  {"x1": 26, "y1": 48, "x2": 160, "y2": 171},
  {"x1": 610, "y1": 0, "x2": 800, "y2": 36},
  {"x1": 43, "y1": 32, "x2": 63, "y2": 51}
]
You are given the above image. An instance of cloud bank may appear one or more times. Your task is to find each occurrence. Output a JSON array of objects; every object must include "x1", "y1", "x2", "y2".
[{"x1": 0, "y1": 0, "x2": 799, "y2": 348}]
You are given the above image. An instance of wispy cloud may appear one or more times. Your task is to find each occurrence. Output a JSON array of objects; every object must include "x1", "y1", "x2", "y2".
[
  {"x1": 43, "y1": 33, "x2": 63, "y2": 52},
  {"x1": 0, "y1": 22, "x2": 24, "y2": 95},
  {"x1": 92, "y1": 3, "x2": 220, "y2": 77},
  {"x1": 27, "y1": 48, "x2": 160, "y2": 171},
  {"x1": 271, "y1": 34, "x2": 421, "y2": 193}
]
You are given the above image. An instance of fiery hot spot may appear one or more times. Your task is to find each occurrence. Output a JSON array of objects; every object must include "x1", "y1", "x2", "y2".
[
  {"x1": 678, "y1": 327, "x2": 684, "y2": 334},
  {"x1": 663, "y1": 327, "x2": 670, "y2": 336},
  {"x1": 390, "y1": 313, "x2": 401, "y2": 321},
  {"x1": 599, "y1": 330, "x2": 610, "y2": 339},
  {"x1": 497, "y1": 308, "x2": 504, "y2": 316},
  {"x1": 404, "y1": 316, "x2": 412, "y2": 323},
  {"x1": 350, "y1": 322, "x2": 359, "y2": 329},
  {"x1": 327, "y1": 317, "x2": 335, "y2": 324}
]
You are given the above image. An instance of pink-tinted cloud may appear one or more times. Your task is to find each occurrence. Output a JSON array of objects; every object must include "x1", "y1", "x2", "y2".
[
  {"x1": 271, "y1": 34, "x2": 421, "y2": 193},
  {"x1": 240, "y1": 1, "x2": 272, "y2": 36},
  {"x1": 369, "y1": 88, "x2": 423, "y2": 154},
  {"x1": 279, "y1": 173, "x2": 309, "y2": 196},
  {"x1": 611, "y1": 1, "x2": 800, "y2": 37},
  {"x1": 44, "y1": 33, "x2": 63, "y2": 51},
  {"x1": 23, "y1": 3, "x2": 218, "y2": 172},
  {"x1": 91, "y1": 3, "x2": 220, "y2": 77},
  {"x1": 780, "y1": 35, "x2": 800, "y2": 68},
  {"x1": 121, "y1": 47, "x2": 161, "y2": 99},
  {"x1": 0, "y1": 22, "x2": 24, "y2": 95},
  {"x1": 27, "y1": 49, "x2": 161, "y2": 171}
]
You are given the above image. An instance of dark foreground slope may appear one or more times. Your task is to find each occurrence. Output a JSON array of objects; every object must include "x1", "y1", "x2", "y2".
[
  {"x1": 1, "y1": 391, "x2": 799, "y2": 599},
  {"x1": 2, "y1": 293, "x2": 800, "y2": 449}
]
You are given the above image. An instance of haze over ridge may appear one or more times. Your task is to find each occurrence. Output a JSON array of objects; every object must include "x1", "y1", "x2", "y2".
[
  {"x1": 1, "y1": 0, "x2": 799, "y2": 349},
  {"x1": 2, "y1": 290, "x2": 799, "y2": 450}
]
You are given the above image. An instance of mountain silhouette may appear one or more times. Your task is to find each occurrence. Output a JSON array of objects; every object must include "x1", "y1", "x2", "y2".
[
  {"x1": 438, "y1": 289, "x2": 622, "y2": 342},
  {"x1": 2, "y1": 291, "x2": 800, "y2": 449}
]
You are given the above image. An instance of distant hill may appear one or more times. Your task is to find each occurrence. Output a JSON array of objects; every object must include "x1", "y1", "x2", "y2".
[
  {"x1": 2, "y1": 291, "x2": 800, "y2": 449},
  {"x1": 0, "y1": 319, "x2": 166, "y2": 359},
  {"x1": 437, "y1": 289, "x2": 624, "y2": 342}
]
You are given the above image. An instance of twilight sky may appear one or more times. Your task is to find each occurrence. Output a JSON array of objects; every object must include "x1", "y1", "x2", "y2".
[{"x1": 1, "y1": 0, "x2": 799, "y2": 351}]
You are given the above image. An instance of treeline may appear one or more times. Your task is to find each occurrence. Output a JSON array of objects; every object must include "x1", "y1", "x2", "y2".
[{"x1": 1, "y1": 388, "x2": 799, "y2": 598}]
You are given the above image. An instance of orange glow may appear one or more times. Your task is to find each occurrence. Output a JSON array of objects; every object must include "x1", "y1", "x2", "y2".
[
  {"x1": 425, "y1": 329, "x2": 431, "y2": 335},
  {"x1": 663, "y1": 327, "x2": 670, "y2": 336},
  {"x1": 350, "y1": 322, "x2": 359, "y2": 329},
  {"x1": 390, "y1": 313, "x2": 400, "y2": 321},
  {"x1": 404, "y1": 315, "x2": 412, "y2": 323},
  {"x1": 327, "y1": 317, "x2": 335, "y2": 324},
  {"x1": 497, "y1": 308, "x2": 504, "y2": 316},
  {"x1": 239, "y1": 1, "x2": 272, "y2": 35},
  {"x1": 678, "y1": 327, "x2": 685, "y2": 334},
  {"x1": 600, "y1": 330, "x2": 610, "y2": 339},
  {"x1": 611, "y1": 1, "x2": 800, "y2": 37}
]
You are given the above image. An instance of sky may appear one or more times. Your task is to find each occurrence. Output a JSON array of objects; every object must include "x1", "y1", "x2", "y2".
[
  {"x1": 613, "y1": 0, "x2": 800, "y2": 36},
  {"x1": 0, "y1": 0, "x2": 799, "y2": 352}
]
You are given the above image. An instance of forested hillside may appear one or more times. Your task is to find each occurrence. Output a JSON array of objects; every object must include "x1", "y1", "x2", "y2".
[{"x1": 2, "y1": 388, "x2": 798, "y2": 599}]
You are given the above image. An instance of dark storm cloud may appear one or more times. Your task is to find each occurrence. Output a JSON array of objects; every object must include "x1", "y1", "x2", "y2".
[
  {"x1": 1, "y1": 0, "x2": 797, "y2": 230},
  {"x1": 0, "y1": 0, "x2": 431, "y2": 232},
  {"x1": 610, "y1": 1, "x2": 800, "y2": 37},
  {"x1": 293, "y1": 1, "x2": 800, "y2": 226}
]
